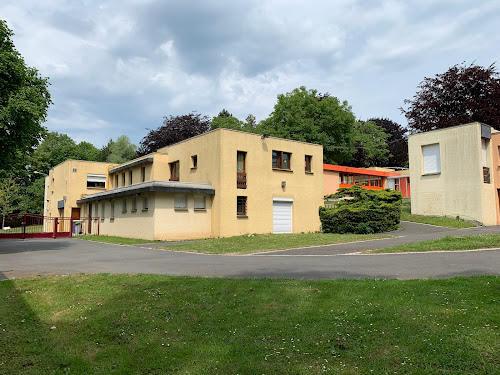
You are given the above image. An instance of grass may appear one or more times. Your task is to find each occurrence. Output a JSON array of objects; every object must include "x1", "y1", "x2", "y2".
[
  {"x1": 368, "y1": 234, "x2": 500, "y2": 253},
  {"x1": 0, "y1": 224, "x2": 44, "y2": 233},
  {"x1": 0, "y1": 274, "x2": 498, "y2": 374},
  {"x1": 75, "y1": 235, "x2": 163, "y2": 245},
  {"x1": 401, "y1": 206, "x2": 477, "y2": 229},
  {"x1": 161, "y1": 232, "x2": 389, "y2": 254}
]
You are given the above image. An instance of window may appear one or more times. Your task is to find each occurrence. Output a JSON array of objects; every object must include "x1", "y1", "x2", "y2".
[
  {"x1": 122, "y1": 198, "x2": 127, "y2": 213},
  {"x1": 129, "y1": 170, "x2": 133, "y2": 185},
  {"x1": 141, "y1": 166, "x2": 146, "y2": 182},
  {"x1": 237, "y1": 196, "x2": 247, "y2": 217},
  {"x1": 272, "y1": 151, "x2": 291, "y2": 170},
  {"x1": 143, "y1": 195, "x2": 149, "y2": 211},
  {"x1": 122, "y1": 173, "x2": 126, "y2": 185},
  {"x1": 95, "y1": 202, "x2": 99, "y2": 217},
  {"x1": 101, "y1": 201, "x2": 105, "y2": 220},
  {"x1": 305, "y1": 155, "x2": 312, "y2": 173},
  {"x1": 132, "y1": 196, "x2": 137, "y2": 212},
  {"x1": 87, "y1": 174, "x2": 106, "y2": 189},
  {"x1": 174, "y1": 195, "x2": 187, "y2": 210},
  {"x1": 191, "y1": 155, "x2": 198, "y2": 169},
  {"x1": 110, "y1": 200, "x2": 115, "y2": 218},
  {"x1": 422, "y1": 144, "x2": 441, "y2": 174},
  {"x1": 237, "y1": 151, "x2": 247, "y2": 189},
  {"x1": 115, "y1": 174, "x2": 119, "y2": 188},
  {"x1": 169, "y1": 161, "x2": 180, "y2": 181},
  {"x1": 194, "y1": 196, "x2": 206, "y2": 210},
  {"x1": 72, "y1": 168, "x2": 77, "y2": 173}
]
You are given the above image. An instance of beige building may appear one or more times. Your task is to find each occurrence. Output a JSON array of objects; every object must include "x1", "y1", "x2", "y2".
[
  {"x1": 47, "y1": 128, "x2": 323, "y2": 240},
  {"x1": 409, "y1": 122, "x2": 500, "y2": 225}
]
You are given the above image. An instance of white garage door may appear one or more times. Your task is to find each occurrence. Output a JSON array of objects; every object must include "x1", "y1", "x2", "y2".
[{"x1": 273, "y1": 199, "x2": 293, "y2": 233}]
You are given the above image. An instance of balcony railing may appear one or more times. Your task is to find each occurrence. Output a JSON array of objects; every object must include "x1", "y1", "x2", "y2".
[
  {"x1": 237, "y1": 172, "x2": 247, "y2": 189},
  {"x1": 483, "y1": 167, "x2": 490, "y2": 184}
]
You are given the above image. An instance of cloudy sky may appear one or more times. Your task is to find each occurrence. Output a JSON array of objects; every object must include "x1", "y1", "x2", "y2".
[{"x1": 2, "y1": 0, "x2": 499, "y2": 147}]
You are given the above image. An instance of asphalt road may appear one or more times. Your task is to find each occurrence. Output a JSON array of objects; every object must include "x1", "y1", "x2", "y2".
[{"x1": 1, "y1": 222, "x2": 499, "y2": 280}]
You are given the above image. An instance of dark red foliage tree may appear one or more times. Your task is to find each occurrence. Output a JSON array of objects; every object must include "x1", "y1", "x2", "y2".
[
  {"x1": 401, "y1": 63, "x2": 500, "y2": 132},
  {"x1": 138, "y1": 113, "x2": 211, "y2": 156},
  {"x1": 367, "y1": 117, "x2": 408, "y2": 168}
]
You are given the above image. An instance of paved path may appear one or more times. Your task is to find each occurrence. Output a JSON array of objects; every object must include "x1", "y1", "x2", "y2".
[{"x1": 0, "y1": 222, "x2": 499, "y2": 280}]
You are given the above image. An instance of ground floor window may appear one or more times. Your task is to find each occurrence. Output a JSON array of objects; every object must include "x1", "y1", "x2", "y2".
[
  {"x1": 174, "y1": 195, "x2": 187, "y2": 210},
  {"x1": 194, "y1": 195, "x2": 206, "y2": 210},
  {"x1": 237, "y1": 196, "x2": 247, "y2": 217}
]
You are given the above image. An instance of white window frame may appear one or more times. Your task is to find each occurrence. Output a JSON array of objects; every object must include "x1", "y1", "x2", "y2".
[{"x1": 422, "y1": 143, "x2": 441, "y2": 175}]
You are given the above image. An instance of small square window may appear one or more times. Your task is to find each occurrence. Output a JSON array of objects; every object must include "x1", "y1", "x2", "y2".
[
  {"x1": 72, "y1": 168, "x2": 77, "y2": 173},
  {"x1": 237, "y1": 196, "x2": 247, "y2": 217},
  {"x1": 174, "y1": 195, "x2": 187, "y2": 210},
  {"x1": 194, "y1": 195, "x2": 206, "y2": 210},
  {"x1": 191, "y1": 155, "x2": 198, "y2": 169}
]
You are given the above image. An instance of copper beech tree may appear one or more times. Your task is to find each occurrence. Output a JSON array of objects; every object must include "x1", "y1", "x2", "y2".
[{"x1": 402, "y1": 62, "x2": 500, "y2": 132}]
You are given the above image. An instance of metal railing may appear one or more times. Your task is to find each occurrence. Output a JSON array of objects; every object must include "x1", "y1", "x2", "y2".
[{"x1": 237, "y1": 172, "x2": 247, "y2": 189}]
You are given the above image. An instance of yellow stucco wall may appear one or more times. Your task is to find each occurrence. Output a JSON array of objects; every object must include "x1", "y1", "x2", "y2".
[
  {"x1": 409, "y1": 122, "x2": 497, "y2": 225},
  {"x1": 491, "y1": 133, "x2": 500, "y2": 224},
  {"x1": 44, "y1": 160, "x2": 116, "y2": 218}
]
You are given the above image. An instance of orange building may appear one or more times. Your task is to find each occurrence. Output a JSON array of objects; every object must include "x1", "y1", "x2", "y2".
[{"x1": 323, "y1": 164, "x2": 407, "y2": 196}]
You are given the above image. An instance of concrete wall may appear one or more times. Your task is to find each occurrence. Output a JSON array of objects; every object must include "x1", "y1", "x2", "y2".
[{"x1": 409, "y1": 122, "x2": 497, "y2": 225}]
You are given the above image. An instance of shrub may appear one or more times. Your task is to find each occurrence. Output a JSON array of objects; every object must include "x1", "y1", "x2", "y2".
[{"x1": 319, "y1": 184, "x2": 402, "y2": 234}]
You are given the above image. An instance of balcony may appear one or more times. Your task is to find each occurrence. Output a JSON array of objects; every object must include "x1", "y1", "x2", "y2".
[{"x1": 237, "y1": 172, "x2": 247, "y2": 189}]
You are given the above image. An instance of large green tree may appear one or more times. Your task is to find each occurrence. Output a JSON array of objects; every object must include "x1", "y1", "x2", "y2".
[
  {"x1": 106, "y1": 135, "x2": 137, "y2": 164},
  {"x1": 0, "y1": 20, "x2": 52, "y2": 173},
  {"x1": 0, "y1": 176, "x2": 20, "y2": 225},
  {"x1": 257, "y1": 87, "x2": 355, "y2": 164},
  {"x1": 29, "y1": 132, "x2": 78, "y2": 176},
  {"x1": 367, "y1": 117, "x2": 408, "y2": 167},
  {"x1": 346, "y1": 121, "x2": 390, "y2": 168}
]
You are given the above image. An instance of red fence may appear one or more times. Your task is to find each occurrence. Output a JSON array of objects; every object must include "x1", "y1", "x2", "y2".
[{"x1": 0, "y1": 213, "x2": 100, "y2": 239}]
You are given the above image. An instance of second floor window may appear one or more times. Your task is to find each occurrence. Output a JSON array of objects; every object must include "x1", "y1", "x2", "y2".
[
  {"x1": 169, "y1": 161, "x2": 180, "y2": 181},
  {"x1": 129, "y1": 170, "x2": 133, "y2": 185},
  {"x1": 272, "y1": 151, "x2": 291, "y2": 170},
  {"x1": 237, "y1": 151, "x2": 247, "y2": 189},
  {"x1": 305, "y1": 155, "x2": 312, "y2": 172},
  {"x1": 141, "y1": 166, "x2": 146, "y2": 182}
]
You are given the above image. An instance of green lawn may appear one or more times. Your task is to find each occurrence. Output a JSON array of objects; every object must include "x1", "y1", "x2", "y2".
[
  {"x1": 368, "y1": 234, "x2": 500, "y2": 253},
  {"x1": 0, "y1": 224, "x2": 44, "y2": 233},
  {"x1": 161, "y1": 232, "x2": 389, "y2": 254},
  {"x1": 1, "y1": 274, "x2": 498, "y2": 374},
  {"x1": 401, "y1": 206, "x2": 477, "y2": 228},
  {"x1": 75, "y1": 235, "x2": 163, "y2": 245}
]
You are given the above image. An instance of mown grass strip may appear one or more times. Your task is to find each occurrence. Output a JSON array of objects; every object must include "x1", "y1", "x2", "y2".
[
  {"x1": 368, "y1": 234, "x2": 500, "y2": 253},
  {"x1": 161, "y1": 232, "x2": 389, "y2": 254},
  {"x1": 1, "y1": 274, "x2": 498, "y2": 374},
  {"x1": 75, "y1": 235, "x2": 163, "y2": 245},
  {"x1": 401, "y1": 206, "x2": 476, "y2": 228}
]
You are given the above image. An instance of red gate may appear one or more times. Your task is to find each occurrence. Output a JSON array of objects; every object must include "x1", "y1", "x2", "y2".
[{"x1": 0, "y1": 213, "x2": 100, "y2": 239}]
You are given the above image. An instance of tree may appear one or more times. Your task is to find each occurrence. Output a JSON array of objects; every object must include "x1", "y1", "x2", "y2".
[
  {"x1": 29, "y1": 132, "x2": 78, "y2": 176},
  {"x1": 139, "y1": 113, "x2": 211, "y2": 155},
  {"x1": 402, "y1": 62, "x2": 500, "y2": 132},
  {"x1": 245, "y1": 114, "x2": 257, "y2": 129},
  {"x1": 107, "y1": 135, "x2": 137, "y2": 163},
  {"x1": 217, "y1": 109, "x2": 232, "y2": 118},
  {"x1": 0, "y1": 20, "x2": 52, "y2": 171},
  {"x1": 257, "y1": 86, "x2": 356, "y2": 164},
  {"x1": 346, "y1": 121, "x2": 390, "y2": 168},
  {"x1": 0, "y1": 176, "x2": 20, "y2": 227},
  {"x1": 97, "y1": 139, "x2": 115, "y2": 162},
  {"x1": 20, "y1": 177, "x2": 45, "y2": 214},
  {"x1": 74, "y1": 141, "x2": 100, "y2": 161},
  {"x1": 211, "y1": 115, "x2": 245, "y2": 130},
  {"x1": 367, "y1": 117, "x2": 408, "y2": 167}
]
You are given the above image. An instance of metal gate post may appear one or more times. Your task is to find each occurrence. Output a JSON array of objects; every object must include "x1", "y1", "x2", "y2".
[
  {"x1": 53, "y1": 217, "x2": 58, "y2": 239},
  {"x1": 22, "y1": 213, "x2": 27, "y2": 240},
  {"x1": 97, "y1": 218, "x2": 100, "y2": 236},
  {"x1": 70, "y1": 218, "x2": 73, "y2": 238}
]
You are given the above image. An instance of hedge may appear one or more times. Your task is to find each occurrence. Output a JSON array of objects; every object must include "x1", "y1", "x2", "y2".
[{"x1": 320, "y1": 184, "x2": 402, "y2": 234}]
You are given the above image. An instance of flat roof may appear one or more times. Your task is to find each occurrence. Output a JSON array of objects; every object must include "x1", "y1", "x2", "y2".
[
  {"x1": 77, "y1": 181, "x2": 215, "y2": 203},
  {"x1": 109, "y1": 157, "x2": 154, "y2": 174},
  {"x1": 323, "y1": 164, "x2": 400, "y2": 177}
]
